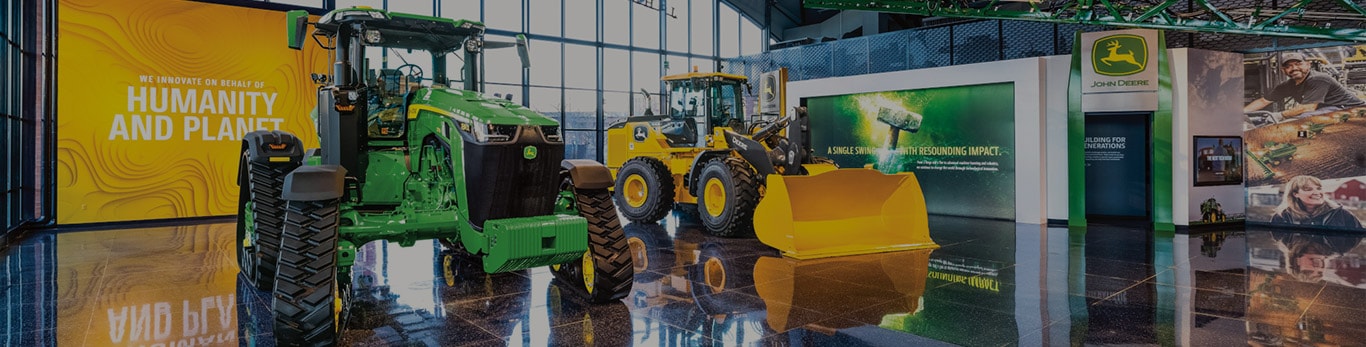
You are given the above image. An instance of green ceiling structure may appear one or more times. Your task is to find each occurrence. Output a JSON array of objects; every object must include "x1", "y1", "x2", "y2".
[{"x1": 806, "y1": 0, "x2": 1366, "y2": 43}]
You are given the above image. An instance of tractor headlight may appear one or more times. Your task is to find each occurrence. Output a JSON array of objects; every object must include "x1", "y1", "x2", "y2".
[
  {"x1": 467, "y1": 120, "x2": 516, "y2": 143},
  {"x1": 541, "y1": 125, "x2": 561, "y2": 143},
  {"x1": 364, "y1": 29, "x2": 383, "y2": 44}
]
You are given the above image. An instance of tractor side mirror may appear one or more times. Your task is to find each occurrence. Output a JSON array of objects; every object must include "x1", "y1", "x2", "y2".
[
  {"x1": 286, "y1": 10, "x2": 308, "y2": 50},
  {"x1": 516, "y1": 34, "x2": 531, "y2": 69}
]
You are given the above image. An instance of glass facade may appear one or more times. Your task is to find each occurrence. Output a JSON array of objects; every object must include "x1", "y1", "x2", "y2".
[
  {"x1": 260, "y1": 0, "x2": 768, "y2": 161},
  {"x1": 3, "y1": 0, "x2": 51, "y2": 237}
]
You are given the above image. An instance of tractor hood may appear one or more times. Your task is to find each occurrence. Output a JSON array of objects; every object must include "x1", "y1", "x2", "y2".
[{"x1": 409, "y1": 87, "x2": 558, "y2": 126}]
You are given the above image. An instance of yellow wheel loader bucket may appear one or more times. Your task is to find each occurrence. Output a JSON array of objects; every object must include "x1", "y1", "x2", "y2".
[{"x1": 754, "y1": 169, "x2": 937, "y2": 259}]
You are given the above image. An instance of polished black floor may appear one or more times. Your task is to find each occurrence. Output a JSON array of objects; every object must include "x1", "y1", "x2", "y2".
[{"x1": 3, "y1": 214, "x2": 1365, "y2": 346}]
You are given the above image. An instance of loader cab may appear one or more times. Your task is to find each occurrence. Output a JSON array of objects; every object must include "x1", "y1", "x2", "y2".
[{"x1": 660, "y1": 73, "x2": 748, "y2": 147}]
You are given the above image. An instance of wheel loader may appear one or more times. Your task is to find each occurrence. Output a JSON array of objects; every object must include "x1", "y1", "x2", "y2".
[
  {"x1": 236, "y1": 8, "x2": 632, "y2": 346},
  {"x1": 606, "y1": 70, "x2": 938, "y2": 259}
]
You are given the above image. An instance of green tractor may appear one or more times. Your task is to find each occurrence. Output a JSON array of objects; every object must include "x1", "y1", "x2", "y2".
[{"x1": 236, "y1": 8, "x2": 632, "y2": 346}]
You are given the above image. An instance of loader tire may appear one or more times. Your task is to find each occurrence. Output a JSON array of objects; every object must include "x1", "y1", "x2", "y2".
[
  {"x1": 236, "y1": 151, "x2": 294, "y2": 292},
  {"x1": 614, "y1": 157, "x2": 675, "y2": 223},
  {"x1": 273, "y1": 198, "x2": 340, "y2": 347},
  {"x1": 553, "y1": 181, "x2": 634, "y2": 303},
  {"x1": 696, "y1": 157, "x2": 762, "y2": 238}
]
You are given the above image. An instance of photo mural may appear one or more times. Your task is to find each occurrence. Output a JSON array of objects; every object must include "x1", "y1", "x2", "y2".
[
  {"x1": 802, "y1": 82, "x2": 1016, "y2": 220},
  {"x1": 1243, "y1": 45, "x2": 1366, "y2": 231}
]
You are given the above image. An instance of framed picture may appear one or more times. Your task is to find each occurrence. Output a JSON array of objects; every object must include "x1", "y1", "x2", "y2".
[{"x1": 1194, "y1": 136, "x2": 1244, "y2": 186}]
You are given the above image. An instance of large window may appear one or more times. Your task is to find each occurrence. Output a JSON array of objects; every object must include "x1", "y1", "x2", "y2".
[
  {"x1": 5, "y1": 0, "x2": 48, "y2": 234},
  {"x1": 249, "y1": 0, "x2": 768, "y2": 161}
]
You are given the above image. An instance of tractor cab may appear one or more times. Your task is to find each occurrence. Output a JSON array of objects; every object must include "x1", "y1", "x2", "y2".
[
  {"x1": 287, "y1": 6, "x2": 528, "y2": 174},
  {"x1": 657, "y1": 72, "x2": 749, "y2": 147}
]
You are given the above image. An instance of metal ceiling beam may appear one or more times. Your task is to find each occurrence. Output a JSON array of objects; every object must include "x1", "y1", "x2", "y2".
[{"x1": 805, "y1": 0, "x2": 1366, "y2": 43}]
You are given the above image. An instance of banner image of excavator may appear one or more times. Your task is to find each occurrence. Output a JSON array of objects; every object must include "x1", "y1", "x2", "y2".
[{"x1": 606, "y1": 68, "x2": 937, "y2": 259}]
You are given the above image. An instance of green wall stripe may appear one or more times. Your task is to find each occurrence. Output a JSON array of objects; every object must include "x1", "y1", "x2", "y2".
[
  {"x1": 1153, "y1": 33, "x2": 1175, "y2": 231},
  {"x1": 1067, "y1": 33, "x2": 1086, "y2": 227}
]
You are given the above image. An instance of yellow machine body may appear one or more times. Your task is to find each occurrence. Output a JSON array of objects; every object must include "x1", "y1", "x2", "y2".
[
  {"x1": 609, "y1": 70, "x2": 934, "y2": 254},
  {"x1": 754, "y1": 169, "x2": 938, "y2": 259},
  {"x1": 606, "y1": 124, "x2": 739, "y2": 204},
  {"x1": 753, "y1": 249, "x2": 933, "y2": 333}
]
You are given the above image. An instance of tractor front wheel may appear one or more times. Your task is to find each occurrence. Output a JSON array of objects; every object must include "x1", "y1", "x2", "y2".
[
  {"x1": 272, "y1": 198, "x2": 341, "y2": 347},
  {"x1": 553, "y1": 178, "x2": 634, "y2": 303},
  {"x1": 695, "y1": 157, "x2": 762, "y2": 238}
]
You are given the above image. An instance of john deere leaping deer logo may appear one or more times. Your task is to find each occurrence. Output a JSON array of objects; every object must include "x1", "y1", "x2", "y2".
[{"x1": 1092, "y1": 34, "x2": 1148, "y2": 76}]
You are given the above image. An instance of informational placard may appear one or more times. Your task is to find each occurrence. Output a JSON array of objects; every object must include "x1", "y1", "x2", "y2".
[
  {"x1": 56, "y1": 0, "x2": 329, "y2": 223},
  {"x1": 1085, "y1": 113, "x2": 1149, "y2": 217},
  {"x1": 802, "y1": 82, "x2": 1015, "y2": 220}
]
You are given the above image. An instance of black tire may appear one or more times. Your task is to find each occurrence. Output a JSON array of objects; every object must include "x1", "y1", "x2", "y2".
[
  {"x1": 614, "y1": 157, "x2": 675, "y2": 223},
  {"x1": 273, "y1": 199, "x2": 340, "y2": 347},
  {"x1": 695, "y1": 157, "x2": 762, "y2": 238},
  {"x1": 236, "y1": 151, "x2": 294, "y2": 292},
  {"x1": 553, "y1": 181, "x2": 634, "y2": 303}
]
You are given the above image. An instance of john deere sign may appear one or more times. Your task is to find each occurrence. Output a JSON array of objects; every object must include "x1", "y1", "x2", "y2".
[
  {"x1": 1081, "y1": 29, "x2": 1160, "y2": 93},
  {"x1": 1092, "y1": 34, "x2": 1147, "y2": 76}
]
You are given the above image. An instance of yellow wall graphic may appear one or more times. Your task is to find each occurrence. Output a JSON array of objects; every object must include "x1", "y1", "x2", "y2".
[{"x1": 57, "y1": 0, "x2": 328, "y2": 223}]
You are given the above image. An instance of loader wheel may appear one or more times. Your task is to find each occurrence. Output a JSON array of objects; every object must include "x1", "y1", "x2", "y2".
[
  {"x1": 553, "y1": 178, "x2": 634, "y2": 303},
  {"x1": 273, "y1": 198, "x2": 341, "y2": 347},
  {"x1": 614, "y1": 157, "x2": 675, "y2": 223},
  {"x1": 696, "y1": 157, "x2": 761, "y2": 237},
  {"x1": 236, "y1": 150, "x2": 295, "y2": 292}
]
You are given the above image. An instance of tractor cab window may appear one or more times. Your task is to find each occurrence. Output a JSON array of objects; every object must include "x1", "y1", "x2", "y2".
[
  {"x1": 363, "y1": 48, "x2": 429, "y2": 140},
  {"x1": 366, "y1": 67, "x2": 419, "y2": 139}
]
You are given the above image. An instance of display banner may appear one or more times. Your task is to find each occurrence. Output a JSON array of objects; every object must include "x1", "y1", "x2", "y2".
[
  {"x1": 1080, "y1": 29, "x2": 1160, "y2": 94},
  {"x1": 57, "y1": 0, "x2": 329, "y2": 223},
  {"x1": 802, "y1": 83, "x2": 1015, "y2": 220},
  {"x1": 1243, "y1": 45, "x2": 1366, "y2": 231}
]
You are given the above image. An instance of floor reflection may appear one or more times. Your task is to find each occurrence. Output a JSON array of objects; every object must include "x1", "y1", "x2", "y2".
[{"x1": 3, "y1": 216, "x2": 1365, "y2": 346}]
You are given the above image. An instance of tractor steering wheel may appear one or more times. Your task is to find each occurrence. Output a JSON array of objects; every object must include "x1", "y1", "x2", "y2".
[{"x1": 395, "y1": 63, "x2": 424, "y2": 81}]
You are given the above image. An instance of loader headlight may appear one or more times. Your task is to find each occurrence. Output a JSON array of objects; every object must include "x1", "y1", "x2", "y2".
[{"x1": 363, "y1": 29, "x2": 382, "y2": 44}]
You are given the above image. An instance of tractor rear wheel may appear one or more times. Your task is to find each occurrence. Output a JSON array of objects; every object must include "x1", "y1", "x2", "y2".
[
  {"x1": 236, "y1": 150, "x2": 295, "y2": 292},
  {"x1": 273, "y1": 198, "x2": 341, "y2": 347},
  {"x1": 614, "y1": 157, "x2": 675, "y2": 223},
  {"x1": 553, "y1": 178, "x2": 634, "y2": 303},
  {"x1": 696, "y1": 157, "x2": 762, "y2": 237}
]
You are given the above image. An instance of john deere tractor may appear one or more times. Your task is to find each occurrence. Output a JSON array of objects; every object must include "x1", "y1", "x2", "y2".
[
  {"x1": 236, "y1": 8, "x2": 631, "y2": 346},
  {"x1": 607, "y1": 71, "x2": 937, "y2": 259}
]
